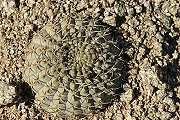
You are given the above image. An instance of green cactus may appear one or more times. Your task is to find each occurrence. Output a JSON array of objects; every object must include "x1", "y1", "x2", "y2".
[{"x1": 23, "y1": 14, "x2": 122, "y2": 118}]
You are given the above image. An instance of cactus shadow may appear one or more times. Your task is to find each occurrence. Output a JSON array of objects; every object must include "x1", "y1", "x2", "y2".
[
  {"x1": 156, "y1": 32, "x2": 180, "y2": 104},
  {"x1": 156, "y1": 32, "x2": 179, "y2": 87},
  {"x1": 19, "y1": 82, "x2": 35, "y2": 106}
]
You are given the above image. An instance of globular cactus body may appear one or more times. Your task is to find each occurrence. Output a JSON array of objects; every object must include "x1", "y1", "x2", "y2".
[{"x1": 23, "y1": 14, "x2": 122, "y2": 117}]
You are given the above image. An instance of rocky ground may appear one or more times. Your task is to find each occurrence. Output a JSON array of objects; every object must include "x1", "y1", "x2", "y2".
[{"x1": 0, "y1": 0, "x2": 179, "y2": 120}]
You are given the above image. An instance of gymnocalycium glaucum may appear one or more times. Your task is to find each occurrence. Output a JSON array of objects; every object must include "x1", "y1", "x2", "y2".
[{"x1": 23, "y1": 14, "x2": 123, "y2": 118}]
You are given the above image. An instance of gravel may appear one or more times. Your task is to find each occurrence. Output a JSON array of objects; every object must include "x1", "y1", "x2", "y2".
[{"x1": 0, "y1": 0, "x2": 179, "y2": 120}]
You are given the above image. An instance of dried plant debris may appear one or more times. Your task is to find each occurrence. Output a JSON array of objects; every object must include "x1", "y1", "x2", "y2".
[
  {"x1": 0, "y1": 81, "x2": 21, "y2": 106},
  {"x1": 23, "y1": 14, "x2": 123, "y2": 118}
]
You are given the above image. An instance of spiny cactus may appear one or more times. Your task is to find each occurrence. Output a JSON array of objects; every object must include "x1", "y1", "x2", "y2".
[
  {"x1": 0, "y1": 81, "x2": 21, "y2": 106},
  {"x1": 23, "y1": 14, "x2": 123, "y2": 118}
]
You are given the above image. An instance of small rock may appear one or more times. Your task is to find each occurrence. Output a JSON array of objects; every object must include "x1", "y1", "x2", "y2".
[
  {"x1": 135, "y1": 5, "x2": 142, "y2": 13},
  {"x1": 0, "y1": 81, "x2": 21, "y2": 106},
  {"x1": 107, "y1": 0, "x2": 115, "y2": 6},
  {"x1": 150, "y1": 42, "x2": 162, "y2": 57},
  {"x1": 2, "y1": 0, "x2": 16, "y2": 15},
  {"x1": 46, "y1": 9, "x2": 53, "y2": 21},
  {"x1": 103, "y1": 15, "x2": 117, "y2": 26},
  {"x1": 10, "y1": 49, "x2": 15, "y2": 54},
  {"x1": 137, "y1": 47, "x2": 145, "y2": 61},
  {"x1": 126, "y1": 7, "x2": 135, "y2": 16},
  {"x1": 24, "y1": 23, "x2": 34, "y2": 32},
  {"x1": 144, "y1": 1, "x2": 152, "y2": 13},
  {"x1": 168, "y1": 104, "x2": 177, "y2": 113},
  {"x1": 0, "y1": 52, "x2": 3, "y2": 59},
  {"x1": 114, "y1": 2, "x2": 126, "y2": 16},
  {"x1": 163, "y1": 97, "x2": 174, "y2": 105},
  {"x1": 160, "y1": 111, "x2": 172, "y2": 120},
  {"x1": 162, "y1": 16, "x2": 172, "y2": 27},
  {"x1": 156, "y1": 90, "x2": 167, "y2": 101},
  {"x1": 122, "y1": 89, "x2": 134, "y2": 102}
]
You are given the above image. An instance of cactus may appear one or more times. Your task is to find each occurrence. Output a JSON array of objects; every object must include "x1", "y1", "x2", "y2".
[{"x1": 23, "y1": 14, "x2": 122, "y2": 118}]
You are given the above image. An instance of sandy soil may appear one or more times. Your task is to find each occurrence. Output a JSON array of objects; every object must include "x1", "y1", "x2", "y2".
[{"x1": 0, "y1": 0, "x2": 179, "y2": 120}]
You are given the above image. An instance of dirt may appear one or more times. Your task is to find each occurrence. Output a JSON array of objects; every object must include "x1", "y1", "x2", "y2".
[{"x1": 0, "y1": 0, "x2": 179, "y2": 120}]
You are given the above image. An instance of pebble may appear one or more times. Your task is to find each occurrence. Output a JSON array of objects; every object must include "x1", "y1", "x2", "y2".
[
  {"x1": 162, "y1": 16, "x2": 172, "y2": 27},
  {"x1": 144, "y1": 1, "x2": 152, "y2": 13},
  {"x1": 103, "y1": 14, "x2": 116, "y2": 26},
  {"x1": 113, "y1": 113, "x2": 124, "y2": 120},
  {"x1": 128, "y1": 26, "x2": 136, "y2": 35},
  {"x1": 135, "y1": 5, "x2": 142, "y2": 13},
  {"x1": 150, "y1": 42, "x2": 162, "y2": 57},
  {"x1": 24, "y1": 24, "x2": 34, "y2": 32},
  {"x1": 0, "y1": 52, "x2": 3, "y2": 59},
  {"x1": 114, "y1": 2, "x2": 126, "y2": 16},
  {"x1": 163, "y1": 97, "x2": 174, "y2": 105},
  {"x1": 10, "y1": 49, "x2": 14, "y2": 55},
  {"x1": 107, "y1": 0, "x2": 115, "y2": 6},
  {"x1": 174, "y1": 86, "x2": 180, "y2": 99},
  {"x1": 0, "y1": 0, "x2": 179, "y2": 119},
  {"x1": 2, "y1": 0, "x2": 16, "y2": 16},
  {"x1": 126, "y1": 7, "x2": 135, "y2": 16},
  {"x1": 121, "y1": 89, "x2": 134, "y2": 102},
  {"x1": 0, "y1": 82, "x2": 21, "y2": 106},
  {"x1": 168, "y1": 104, "x2": 177, "y2": 113},
  {"x1": 137, "y1": 47, "x2": 145, "y2": 61},
  {"x1": 160, "y1": 111, "x2": 172, "y2": 120},
  {"x1": 28, "y1": 0, "x2": 36, "y2": 7},
  {"x1": 128, "y1": 17, "x2": 140, "y2": 28}
]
